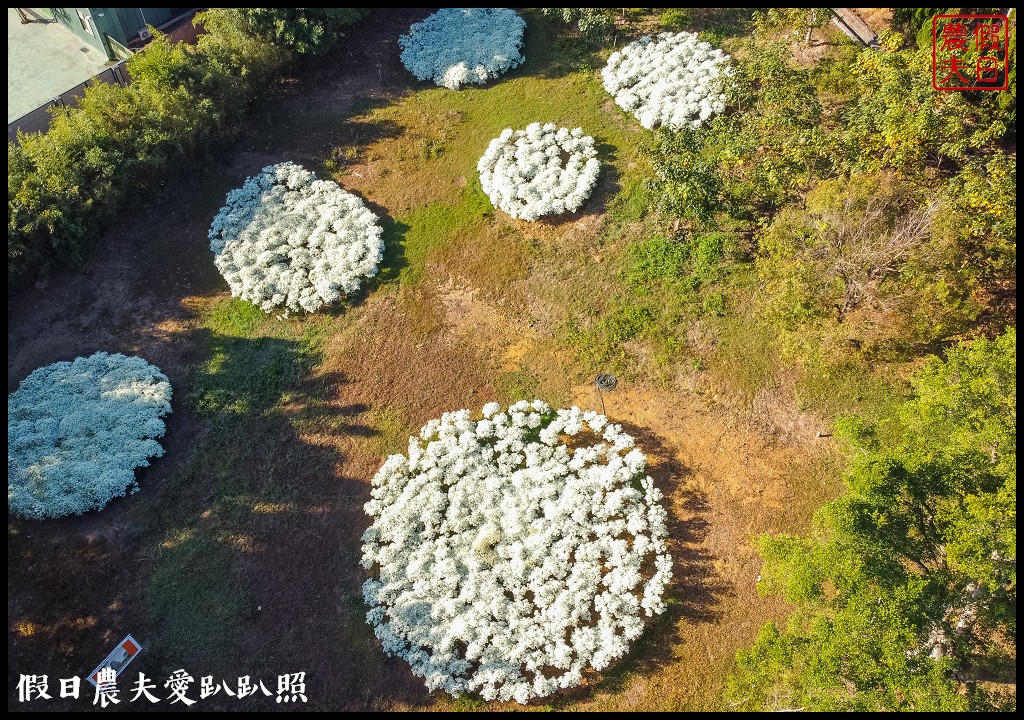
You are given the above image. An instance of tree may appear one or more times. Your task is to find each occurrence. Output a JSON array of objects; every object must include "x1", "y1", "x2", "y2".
[
  {"x1": 541, "y1": 8, "x2": 614, "y2": 43},
  {"x1": 726, "y1": 330, "x2": 1016, "y2": 711},
  {"x1": 758, "y1": 173, "x2": 939, "y2": 324},
  {"x1": 643, "y1": 38, "x2": 832, "y2": 223},
  {"x1": 642, "y1": 128, "x2": 721, "y2": 227},
  {"x1": 224, "y1": 8, "x2": 368, "y2": 57}
]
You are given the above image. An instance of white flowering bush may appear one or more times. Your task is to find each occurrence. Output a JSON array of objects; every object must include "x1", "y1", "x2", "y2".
[
  {"x1": 362, "y1": 400, "x2": 672, "y2": 704},
  {"x1": 8, "y1": 352, "x2": 172, "y2": 520},
  {"x1": 399, "y1": 8, "x2": 526, "y2": 90},
  {"x1": 602, "y1": 31, "x2": 731, "y2": 130},
  {"x1": 209, "y1": 162, "x2": 384, "y2": 314},
  {"x1": 478, "y1": 123, "x2": 601, "y2": 221}
]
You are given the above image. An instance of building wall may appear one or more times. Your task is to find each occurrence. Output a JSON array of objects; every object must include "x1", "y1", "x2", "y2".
[
  {"x1": 51, "y1": 8, "x2": 108, "y2": 56},
  {"x1": 51, "y1": 9, "x2": 194, "y2": 60},
  {"x1": 99, "y1": 8, "x2": 147, "y2": 46}
]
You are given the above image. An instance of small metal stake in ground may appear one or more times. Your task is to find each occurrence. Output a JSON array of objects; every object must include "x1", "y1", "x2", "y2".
[{"x1": 595, "y1": 373, "x2": 617, "y2": 415}]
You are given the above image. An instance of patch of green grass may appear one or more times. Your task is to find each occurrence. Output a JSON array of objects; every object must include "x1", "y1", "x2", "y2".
[
  {"x1": 204, "y1": 296, "x2": 266, "y2": 336},
  {"x1": 365, "y1": 407, "x2": 413, "y2": 458},
  {"x1": 349, "y1": 20, "x2": 644, "y2": 216},
  {"x1": 660, "y1": 7, "x2": 693, "y2": 30},
  {"x1": 145, "y1": 520, "x2": 246, "y2": 674},
  {"x1": 390, "y1": 191, "x2": 491, "y2": 286},
  {"x1": 191, "y1": 298, "x2": 327, "y2": 418},
  {"x1": 707, "y1": 313, "x2": 781, "y2": 400},
  {"x1": 419, "y1": 137, "x2": 446, "y2": 161},
  {"x1": 608, "y1": 176, "x2": 653, "y2": 224},
  {"x1": 494, "y1": 368, "x2": 541, "y2": 403},
  {"x1": 566, "y1": 231, "x2": 739, "y2": 375},
  {"x1": 448, "y1": 693, "x2": 488, "y2": 712},
  {"x1": 194, "y1": 332, "x2": 321, "y2": 418},
  {"x1": 795, "y1": 359, "x2": 910, "y2": 444}
]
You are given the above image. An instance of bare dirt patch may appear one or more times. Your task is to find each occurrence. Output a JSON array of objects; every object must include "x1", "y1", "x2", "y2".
[{"x1": 421, "y1": 283, "x2": 842, "y2": 711}]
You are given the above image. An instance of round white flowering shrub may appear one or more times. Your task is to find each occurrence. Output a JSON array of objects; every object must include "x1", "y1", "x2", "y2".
[
  {"x1": 477, "y1": 123, "x2": 601, "y2": 221},
  {"x1": 361, "y1": 400, "x2": 672, "y2": 704},
  {"x1": 209, "y1": 162, "x2": 384, "y2": 314},
  {"x1": 602, "y1": 31, "x2": 731, "y2": 130},
  {"x1": 8, "y1": 352, "x2": 172, "y2": 520},
  {"x1": 399, "y1": 8, "x2": 526, "y2": 90}
]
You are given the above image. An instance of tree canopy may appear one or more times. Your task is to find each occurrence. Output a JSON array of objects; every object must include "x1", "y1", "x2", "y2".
[{"x1": 727, "y1": 329, "x2": 1016, "y2": 711}]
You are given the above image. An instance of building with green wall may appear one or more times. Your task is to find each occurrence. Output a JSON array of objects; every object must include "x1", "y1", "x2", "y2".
[{"x1": 48, "y1": 8, "x2": 193, "y2": 60}]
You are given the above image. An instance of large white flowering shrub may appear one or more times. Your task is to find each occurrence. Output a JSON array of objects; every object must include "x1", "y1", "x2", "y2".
[
  {"x1": 361, "y1": 400, "x2": 672, "y2": 704},
  {"x1": 8, "y1": 352, "x2": 172, "y2": 520},
  {"x1": 209, "y1": 162, "x2": 384, "y2": 314},
  {"x1": 399, "y1": 8, "x2": 526, "y2": 90},
  {"x1": 602, "y1": 31, "x2": 731, "y2": 130},
  {"x1": 477, "y1": 123, "x2": 601, "y2": 221}
]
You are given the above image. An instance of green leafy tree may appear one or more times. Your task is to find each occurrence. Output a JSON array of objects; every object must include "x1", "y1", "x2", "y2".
[
  {"x1": 541, "y1": 8, "x2": 614, "y2": 42},
  {"x1": 644, "y1": 39, "x2": 832, "y2": 223},
  {"x1": 936, "y1": 151, "x2": 1017, "y2": 299},
  {"x1": 9, "y1": 37, "x2": 229, "y2": 286},
  {"x1": 642, "y1": 128, "x2": 721, "y2": 227},
  {"x1": 757, "y1": 173, "x2": 940, "y2": 326},
  {"x1": 224, "y1": 8, "x2": 367, "y2": 57},
  {"x1": 727, "y1": 330, "x2": 1016, "y2": 711},
  {"x1": 838, "y1": 43, "x2": 1009, "y2": 173}
]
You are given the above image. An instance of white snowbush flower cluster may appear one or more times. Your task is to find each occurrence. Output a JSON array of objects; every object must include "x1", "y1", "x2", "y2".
[
  {"x1": 361, "y1": 400, "x2": 672, "y2": 704},
  {"x1": 399, "y1": 8, "x2": 526, "y2": 90},
  {"x1": 602, "y1": 31, "x2": 731, "y2": 130},
  {"x1": 478, "y1": 123, "x2": 601, "y2": 221},
  {"x1": 209, "y1": 162, "x2": 384, "y2": 314},
  {"x1": 8, "y1": 352, "x2": 172, "y2": 520}
]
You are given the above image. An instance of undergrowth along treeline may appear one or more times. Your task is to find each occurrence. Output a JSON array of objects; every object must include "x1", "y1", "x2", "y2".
[
  {"x1": 569, "y1": 8, "x2": 1015, "y2": 389},
  {"x1": 7, "y1": 9, "x2": 367, "y2": 291},
  {"x1": 728, "y1": 329, "x2": 1016, "y2": 711}
]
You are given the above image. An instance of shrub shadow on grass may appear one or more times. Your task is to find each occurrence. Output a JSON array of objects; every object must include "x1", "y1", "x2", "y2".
[
  {"x1": 144, "y1": 326, "x2": 431, "y2": 709},
  {"x1": 6, "y1": 322, "x2": 430, "y2": 711},
  {"x1": 318, "y1": 117, "x2": 403, "y2": 176},
  {"x1": 516, "y1": 10, "x2": 610, "y2": 82},
  {"x1": 306, "y1": 8, "x2": 436, "y2": 91},
  {"x1": 620, "y1": 421, "x2": 726, "y2": 623},
  {"x1": 548, "y1": 421, "x2": 728, "y2": 707},
  {"x1": 358, "y1": 197, "x2": 412, "y2": 292}
]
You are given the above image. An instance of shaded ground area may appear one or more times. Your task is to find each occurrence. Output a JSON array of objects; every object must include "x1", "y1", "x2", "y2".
[{"x1": 8, "y1": 8, "x2": 839, "y2": 712}]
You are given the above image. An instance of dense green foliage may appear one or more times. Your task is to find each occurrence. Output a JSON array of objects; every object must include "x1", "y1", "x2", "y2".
[
  {"x1": 640, "y1": 11, "x2": 1015, "y2": 363},
  {"x1": 727, "y1": 330, "x2": 1016, "y2": 711},
  {"x1": 7, "y1": 8, "x2": 366, "y2": 290},
  {"x1": 220, "y1": 8, "x2": 368, "y2": 57},
  {"x1": 540, "y1": 8, "x2": 615, "y2": 42}
]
